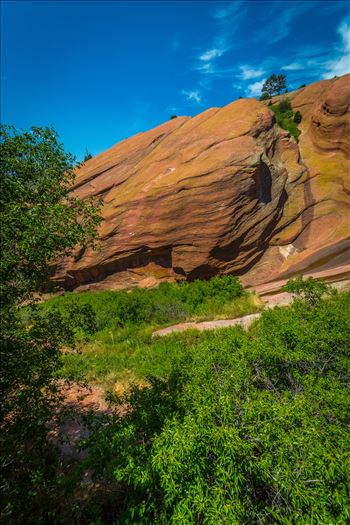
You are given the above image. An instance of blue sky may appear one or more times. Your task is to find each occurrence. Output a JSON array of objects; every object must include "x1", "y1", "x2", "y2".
[{"x1": 1, "y1": 0, "x2": 349, "y2": 160}]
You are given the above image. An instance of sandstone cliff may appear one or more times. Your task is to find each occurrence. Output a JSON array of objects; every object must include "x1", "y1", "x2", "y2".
[{"x1": 53, "y1": 74, "x2": 350, "y2": 291}]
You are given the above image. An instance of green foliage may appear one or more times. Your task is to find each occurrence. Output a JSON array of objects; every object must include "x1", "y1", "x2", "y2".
[
  {"x1": 259, "y1": 92, "x2": 270, "y2": 101},
  {"x1": 283, "y1": 275, "x2": 333, "y2": 306},
  {"x1": 298, "y1": 83, "x2": 306, "y2": 89},
  {"x1": 79, "y1": 289, "x2": 350, "y2": 524},
  {"x1": 170, "y1": 115, "x2": 178, "y2": 119},
  {"x1": 269, "y1": 99, "x2": 302, "y2": 141},
  {"x1": 42, "y1": 275, "x2": 247, "y2": 336},
  {"x1": 0, "y1": 125, "x2": 101, "y2": 524},
  {"x1": 277, "y1": 99, "x2": 292, "y2": 113},
  {"x1": 59, "y1": 294, "x2": 261, "y2": 388},
  {"x1": 0, "y1": 125, "x2": 101, "y2": 306},
  {"x1": 261, "y1": 74, "x2": 287, "y2": 98},
  {"x1": 293, "y1": 110, "x2": 302, "y2": 124}
]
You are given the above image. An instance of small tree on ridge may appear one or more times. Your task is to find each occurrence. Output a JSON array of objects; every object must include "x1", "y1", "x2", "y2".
[{"x1": 261, "y1": 74, "x2": 287, "y2": 98}]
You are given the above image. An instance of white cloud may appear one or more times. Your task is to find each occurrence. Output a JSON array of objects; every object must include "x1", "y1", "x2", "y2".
[
  {"x1": 246, "y1": 79, "x2": 266, "y2": 97},
  {"x1": 240, "y1": 65, "x2": 265, "y2": 80},
  {"x1": 182, "y1": 90, "x2": 202, "y2": 103},
  {"x1": 200, "y1": 48, "x2": 224, "y2": 61},
  {"x1": 282, "y1": 62, "x2": 303, "y2": 71},
  {"x1": 338, "y1": 19, "x2": 350, "y2": 49},
  {"x1": 213, "y1": 1, "x2": 244, "y2": 24},
  {"x1": 196, "y1": 62, "x2": 214, "y2": 74},
  {"x1": 195, "y1": 1, "x2": 247, "y2": 73},
  {"x1": 321, "y1": 19, "x2": 350, "y2": 78}
]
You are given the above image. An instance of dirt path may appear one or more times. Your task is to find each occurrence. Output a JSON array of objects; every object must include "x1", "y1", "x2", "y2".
[
  {"x1": 153, "y1": 266, "x2": 349, "y2": 337},
  {"x1": 153, "y1": 313, "x2": 263, "y2": 337},
  {"x1": 48, "y1": 381, "x2": 123, "y2": 458}
]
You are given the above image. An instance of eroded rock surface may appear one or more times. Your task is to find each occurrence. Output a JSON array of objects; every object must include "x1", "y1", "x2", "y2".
[{"x1": 53, "y1": 74, "x2": 350, "y2": 290}]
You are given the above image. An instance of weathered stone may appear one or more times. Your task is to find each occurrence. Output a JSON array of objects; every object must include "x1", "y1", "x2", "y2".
[{"x1": 53, "y1": 74, "x2": 350, "y2": 290}]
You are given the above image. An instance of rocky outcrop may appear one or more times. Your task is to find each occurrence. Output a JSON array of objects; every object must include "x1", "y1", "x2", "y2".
[
  {"x1": 248, "y1": 73, "x2": 350, "y2": 285},
  {"x1": 53, "y1": 74, "x2": 350, "y2": 291}
]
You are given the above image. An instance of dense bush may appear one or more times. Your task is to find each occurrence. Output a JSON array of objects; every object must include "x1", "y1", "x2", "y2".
[
  {"x1": 283, "y1": 275, "x2": 332, "y2": 306},
  {"x1": 269, "y1": 99, "x2": 302, "y2": 141},
  {"x1": 277, "y1": 99, "x2": 292, "y2": 113},
  {"x1": 293, "y1": 110, "x2": 302, "y2": 124},
  {"x1": 41, "y1": 275, "x2": 246, "y2": 336},
  {"x1": 78, "y1": 285, "x2": 350, "y2": 524}
]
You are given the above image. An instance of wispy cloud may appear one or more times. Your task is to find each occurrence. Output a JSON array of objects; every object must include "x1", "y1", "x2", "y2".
[
  {"x1": 282, "y1": 62, "x2": 303, "y2": 71},
  {"x1": 246, "y1": 79, "x2": 266, "y2": 97},
  {"x1": 280, "y1": 17, "x2": 350, "y2": 80},
  {"x1": 321, "y1": 19, "x2": 350, "y2": 78},
  {"x1": 239, "y1": 65, "x2": 265, "y2": 80},
  {"x1": 213, "y1": 1, "x2": 244, "y2": 25},
  {"x1": 254, "y1": 1, "x2": 318, "y2": 45},
  {"x1": 195, "y1": 0, "x2": 246, "y2": 74},
  {"x1": 182, "y1": 89, "x2": 202, "y2": 104},
  {"x1": 200, "y1": 48, "x2": 225, "y2": 61}
]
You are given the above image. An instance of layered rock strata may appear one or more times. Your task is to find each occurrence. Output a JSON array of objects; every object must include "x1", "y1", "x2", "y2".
[{"x1": 53, "y1": 74, "x2": 350, "y2": 290}]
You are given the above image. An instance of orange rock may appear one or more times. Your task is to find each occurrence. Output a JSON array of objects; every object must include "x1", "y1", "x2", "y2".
[{"x1": 53, "y1": 74, "x2": 350, "y2": 290}]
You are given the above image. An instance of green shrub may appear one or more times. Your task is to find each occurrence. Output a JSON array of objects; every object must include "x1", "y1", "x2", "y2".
[
  {"x1": 269, "y1": 101, "x2": 302, "y2": 141},
  {"x1": 283, "y1": 275, "x2": 332, "y2": 306},
  {"x1": 79, "y1": 289, "x2": 350, "y2": 524},
  {"x1": 259, "y1": 93, "x2": 270, "y2": 101},
  {"x1": 277, "y1": 99, "x2": 292, "y2": 113},
  {"x1": 293, "y1": 110, "x2": 302, "y2": 124},
  {"x1": 40, "y1": 275, "x2": 246, "y2": 336}
]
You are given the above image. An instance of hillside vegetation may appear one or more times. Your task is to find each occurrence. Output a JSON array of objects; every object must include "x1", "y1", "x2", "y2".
[
  {"x1": 55, "y1": 283, "x2": 350, "y2": 524},
  {"x1": 269, "y1": 99, "x2": 302, "y2": 141},
  {"x1": 38, "y1": 275, "x2": 261, "y2": 388}
]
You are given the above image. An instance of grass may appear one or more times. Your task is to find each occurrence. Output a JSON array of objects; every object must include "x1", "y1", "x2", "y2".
[
  {"x1": 57, "y1": 293, "x2": 262, "y2": 390},
  {"x1": 37, "y1": 275, "x2": 262, "y2": 389}
]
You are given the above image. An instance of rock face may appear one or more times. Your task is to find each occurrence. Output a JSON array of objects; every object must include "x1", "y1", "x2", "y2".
[{"x1": 54, "y1": 74, "x2": 350, "y2": 291}]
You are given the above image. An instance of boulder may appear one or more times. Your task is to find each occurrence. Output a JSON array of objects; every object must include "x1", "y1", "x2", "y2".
[{"x1": 53, "y1": 74, "x2": 350, "y2": 290}]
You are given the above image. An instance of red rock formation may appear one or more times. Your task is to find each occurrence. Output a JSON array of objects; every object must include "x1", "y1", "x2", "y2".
[{"x1": 53, "y1": 74, "x2": 350, "y2": 291}]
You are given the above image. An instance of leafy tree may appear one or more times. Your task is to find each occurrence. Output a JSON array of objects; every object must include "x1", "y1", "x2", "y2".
[
  {"x1": 170, "y1": 115, "x2": 178, "y2": 119},
  {"x1": 0, "y1": 125, "x2": 101, "y2": 523},
  {"x1": 293, "y1": 110, "x2": 302, "y2": 124},
  {"x1": 261, "y1": 74, "x2": 287, "y2": 98}
]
